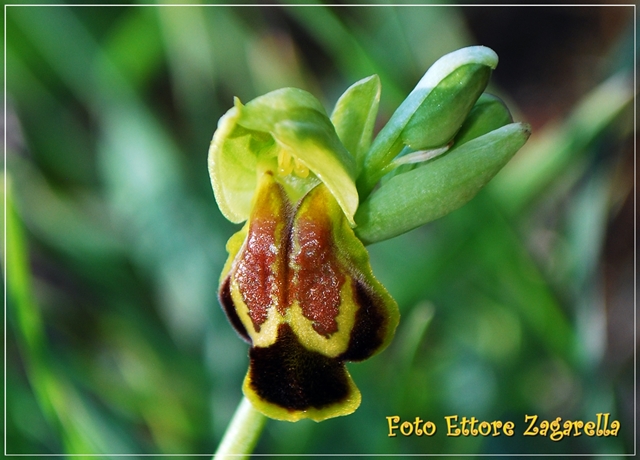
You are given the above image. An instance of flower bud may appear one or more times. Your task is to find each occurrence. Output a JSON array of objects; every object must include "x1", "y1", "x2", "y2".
[
  {"x1": 355, "y1": 122, "x2": 532, "y2": 244},
  {"x1": 359, "y1": 46, "x2": 499, "y2": 195}
]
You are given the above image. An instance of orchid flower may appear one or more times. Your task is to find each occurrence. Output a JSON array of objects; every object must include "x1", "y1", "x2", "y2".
[{"x1": 208, "y1": 46, "x2": 530, "y2": 422}]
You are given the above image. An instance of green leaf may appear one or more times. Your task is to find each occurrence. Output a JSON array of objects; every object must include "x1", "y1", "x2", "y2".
[
  {"x1": 354, "y1": 122, "x2": 531, "y2": 245},
  {"x1": 208, "y1": 88, "x2": 358, "y2": 225},
  {"x1": 330, "y1": 74, "x2": 381, "y2": 171},
  {"x1": 358, "y1": 46, "x2": 498, "y2": 196}
]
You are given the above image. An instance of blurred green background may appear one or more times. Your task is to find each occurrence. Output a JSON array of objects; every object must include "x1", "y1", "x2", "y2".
[{"x1": 4, "y1": 3, "x2": 635, "y2": 456}]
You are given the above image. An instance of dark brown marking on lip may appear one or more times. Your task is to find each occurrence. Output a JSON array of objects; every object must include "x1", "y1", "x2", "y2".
[
  {"x1": 248, "y1": 323, "x2": 351, "y2": 411},
  {"x1": 339, "y1": 278, "x2": 387, "y2": 362},
  {"x1": 219, "y1": 276, "x2": 251, "y2": 343}
]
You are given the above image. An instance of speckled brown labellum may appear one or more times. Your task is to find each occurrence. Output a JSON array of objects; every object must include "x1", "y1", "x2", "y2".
[{"x1": 218, "y1": 172, "x2": 399, "y2": 422}]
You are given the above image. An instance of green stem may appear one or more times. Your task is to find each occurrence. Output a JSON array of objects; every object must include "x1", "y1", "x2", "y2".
[{"x1": 214, "y1": 397, "x2": 267, "y2": 459}]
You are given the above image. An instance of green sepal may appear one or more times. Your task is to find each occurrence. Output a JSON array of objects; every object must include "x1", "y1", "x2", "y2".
[
  {"x1": 358, "y1": 46, "x2": 498, "y2": 196},
  {"x1": 208, "y1": 88, "x2": 359, "y2": 225},
  {"x1": 330, "y1": 74, "x2": 381, "y2": 172},
  {"x1": 354, "y1": 122, "x2": 532, "y2": 245},
  {"x1": 208, "y1": 104, "x2": 254, "y2": 224}
]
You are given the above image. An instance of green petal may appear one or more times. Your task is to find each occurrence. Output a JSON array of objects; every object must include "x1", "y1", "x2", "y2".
[
  {"x1": 383, "y1": 93, "x2": 514, "y2": 180},
  {"x1": 330, "y1": 74, "x2": 381, "y2": 171},
  {"x1": 355, "y1": 122, "x2": 532, "y2": 244},
  {"x1": 272, "y1": 114, "x2": 358, "y2": 225}
]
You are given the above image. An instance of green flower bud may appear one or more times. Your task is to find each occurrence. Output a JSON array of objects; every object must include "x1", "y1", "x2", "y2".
[
  {"x1": 359, "y1": 46, "x2": 499, "y2": 196},
  {"x1": 355, "y1": 122, "x2": 531, "y2": 244}
]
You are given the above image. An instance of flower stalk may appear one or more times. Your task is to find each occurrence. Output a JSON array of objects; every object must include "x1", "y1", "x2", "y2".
[{"x1": 213, "y1": 397, "x2": 267, "y2": 460}]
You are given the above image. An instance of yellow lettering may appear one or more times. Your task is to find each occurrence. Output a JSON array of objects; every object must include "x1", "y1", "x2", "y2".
[
  {"x1": 572, "y1": 420, "x2": 584, "y2": 436},
  {"x1": 503, "y1": 421, "x2": 515, "y2": 436},
  {"x1": 460, "y1": 416, "x2": 470, "y2": 436},
  {"x1": 400, "y1": 421, "x2": 413, "y2": 436},
  {"x1": 387, "y1": 416, "x2": 400, "y2": 437},
  {"x1": 602, "y1": 413, "x2": 611, "y2": 435},
  {"x1": 610, "y1": 420, "x2": 620, "y2": 436},
  {"x1": 491, "y1": 420, "x2": 503, "y2": 436},
  {"x1": 523, "y1": 415, "x2": 538, "y2": 436},
  {"x1": 549, "y1": 418, "x2": 563, "y2": 441},
  {"x1": 445, "y1": 415, "x2": 461, "y2": 436},
  {"x1": 478, "y1": 421, "x2": 491, "y2": 436},
  {"x1": 584, "y1": 421, "x2": 595, "y2": 436},
  {"x1": 539, "y1": 420, "x2": 549, "y2": 436},
  {"x1": 469, "y1": 416, "x2": 479, "y2": 435},
  {"x1": 413, "y1": 417, "x2": 424, "y2": 436},
  {"x1": 423, "y1": 421, "x2": 437, "y2": 436},
  {"x1": 596, "y1": 413, "x2": 604, "y2": 436}
]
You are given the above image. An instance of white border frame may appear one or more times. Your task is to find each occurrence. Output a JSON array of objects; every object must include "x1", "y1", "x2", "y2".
[{"x1": 3, "y1": 3, "x2": 637, "y2": 457}]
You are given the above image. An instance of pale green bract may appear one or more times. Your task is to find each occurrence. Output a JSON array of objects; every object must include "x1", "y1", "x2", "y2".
[{"x1": 208, "y1": 88, "x2": 358, "y2": 226}]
